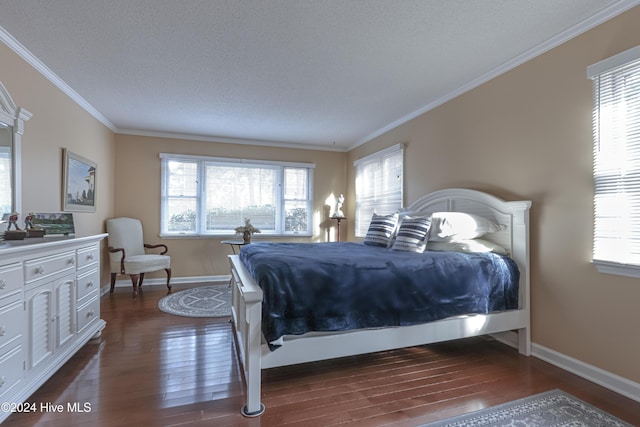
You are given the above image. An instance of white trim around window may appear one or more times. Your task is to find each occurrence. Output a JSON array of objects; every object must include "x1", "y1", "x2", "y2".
[
  {"x1": 159, "y1": 153, "x2": 314, "y2": 237},
  {"x1": 354, "y1": 144, "x2": 404, "y2": 237},
  {"x1": 589, "y1": 44, "x2": 640, "y2": 278}
]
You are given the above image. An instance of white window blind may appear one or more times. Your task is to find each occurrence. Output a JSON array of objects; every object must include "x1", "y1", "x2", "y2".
[
  {"x1": 160, "y1": 154, "x2": 314, "y2": 236},
  {"x1": 589, "y1": 45, "x2": 640, "y2": 269},
  {"x1": 354, "y1": 144, "x2": 403, "y2": 237}
]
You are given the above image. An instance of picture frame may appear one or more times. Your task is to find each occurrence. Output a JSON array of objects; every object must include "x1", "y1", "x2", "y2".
[
  {"x1": 32, "y1": 212, "x2": 75, "y2": 236},
  {"x1": 62, "y1": 148, "x2": 97, "y2": 212}
]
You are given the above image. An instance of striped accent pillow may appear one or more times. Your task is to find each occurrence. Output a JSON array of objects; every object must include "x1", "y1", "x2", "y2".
[
  {"x1": 363, "y1": 213, "x2": 399, "y2": 248},
  {"x1": 391, "y1": 215, "x2": 432, "y2": 252}
]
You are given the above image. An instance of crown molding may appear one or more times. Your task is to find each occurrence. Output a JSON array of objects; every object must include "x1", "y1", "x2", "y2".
[
  {"x1": 115, "y1": 128, "x2": 348, "y2": 152},
  {"x1": 0, "y1": 24, "x2": 345, "y2": 152},
  {"x1": 0, "y1": 25, "x2": 116, "y2": 131},
  {"x1": 4, "y1": 0, "x2": 640, "y2": 154},
  {"x1": 348, "y1": 0, "x2": 640, "y2": 151}
]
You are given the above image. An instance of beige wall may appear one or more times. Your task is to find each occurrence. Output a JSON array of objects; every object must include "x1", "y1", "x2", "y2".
[
  {"x1": 0, "y1": 42, "x2": 115, "y2": 288},
  {"x1": 347, "y1": 7, "x2": 640, "y2": 383},
  {"x1": 4, "y1": 3, "x2": 640, "y2": 387},
  {"x1": 113, "y1": 134, "x2": 346, "y2": 278}
]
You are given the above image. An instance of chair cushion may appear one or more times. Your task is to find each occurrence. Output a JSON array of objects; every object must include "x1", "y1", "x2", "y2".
[{"x1": 123, "y1": 254, "x2": 170, "y2": 274}]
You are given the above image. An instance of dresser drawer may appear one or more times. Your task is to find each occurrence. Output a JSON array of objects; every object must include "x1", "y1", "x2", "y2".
[
  {"x1": 77, "y1": 268, "x2": 99, "y2": 302},
  {"x1": 0, "y1": 262, "x2": 22, "y2": 300},
  {"x1": 0, "y1": 343, "x2": 23, "y2": 400},
  {"x1": 0, "y1": 300, "x2": 22, "y2": 349},
  {"x1": 24, "y1": 251, "x2": 76, "y2": 283},
  {"x1": 77, "y1": 297, "x2": 100, "y2": 334},
  {"x1": 77, "y1": 245, "x2": 100, "y2": 270}
]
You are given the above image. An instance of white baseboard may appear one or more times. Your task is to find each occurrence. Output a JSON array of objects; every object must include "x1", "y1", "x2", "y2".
[
  {"x1": 492, "y1": 331, "x2": 640, "y2": 403},
  {"x1": 111, "y1": 274, "x2": 231, "y2": 288},
  {"x1": 532, "y1": 342, "x2": 640, "y2": 403}
]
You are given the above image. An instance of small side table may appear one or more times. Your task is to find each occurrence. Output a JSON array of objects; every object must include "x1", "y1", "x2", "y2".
[
  {"x1": 221, "y1": 239, "x2": 248, "y2": 254},
  {"x1": 330, "y1": 216, "x2": 346, "y2": 242}
]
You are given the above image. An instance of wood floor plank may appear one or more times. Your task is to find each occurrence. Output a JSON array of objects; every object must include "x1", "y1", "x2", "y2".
[{"x1": 3, "y1": 285, "x2": 640, "y2": 426}]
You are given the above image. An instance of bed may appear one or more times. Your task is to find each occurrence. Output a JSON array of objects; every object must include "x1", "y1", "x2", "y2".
[{"x1": 228, "y1": 188, "x2": 531, "y2": 417}]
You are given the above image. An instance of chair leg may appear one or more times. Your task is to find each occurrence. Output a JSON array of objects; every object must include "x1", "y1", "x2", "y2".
[
  {"x1": 139, "y1": 273, "x2": 145, "y2": 287},
  {"x1": 165, "y1": 268, "x2": 172, "y2": 290},
  {"x1": 129, "y1": 274, "x2": 140, "y2": 296},
  {"x1": 110, "y1": 273, "x2": 117, "y2": 293}
]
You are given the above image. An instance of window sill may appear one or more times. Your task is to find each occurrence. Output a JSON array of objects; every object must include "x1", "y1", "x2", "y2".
[
  {"x1": 592, "y1": 259, "x2": 640, "y2": 279},
  {"x1": 159, "y1": 233, "x2": 312, "y2": 239}
]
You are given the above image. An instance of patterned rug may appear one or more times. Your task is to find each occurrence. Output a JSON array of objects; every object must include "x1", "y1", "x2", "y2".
[
  {"x1": 422, "y1": 389, "x2": 632, "y2": 427},
  {"x1": 158, "y1": 284, "x2": 232, "y2": 318}
]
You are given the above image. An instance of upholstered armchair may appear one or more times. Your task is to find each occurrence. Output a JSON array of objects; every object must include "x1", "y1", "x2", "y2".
[{"x1": 106, "y1": 217, "x2": 172, "y2": 296}]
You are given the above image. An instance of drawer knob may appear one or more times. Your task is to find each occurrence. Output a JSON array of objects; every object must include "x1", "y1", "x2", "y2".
[
  {"x1": 0, "y1": 279, "x2": 6, "y2": 289},
  {"x1": 87, "y1": 254, "x2": 94, "y2": 260},
  {"x1": 0, "y1": 325, "x2": 6, "y2": 336},
  {"x1": 68, "y1": 258, "x2": 75, "y2": 265},
  {"x1": 87, "y1": 281, "x2": 95, "y2": 288},
  {"x1": 87, "y1": 310, "x2": 94, "y2": 318},
  {"x1": 35, "y1": 266, "x2": 45, "y2": 275},
  {"x1": 0, "y1": 376, "x2": 5, "y2": 387}
]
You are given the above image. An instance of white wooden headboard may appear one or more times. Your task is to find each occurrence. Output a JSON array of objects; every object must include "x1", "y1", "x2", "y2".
[{"x1": 408, "y1": 188, "x2": 531, "y2": 311}]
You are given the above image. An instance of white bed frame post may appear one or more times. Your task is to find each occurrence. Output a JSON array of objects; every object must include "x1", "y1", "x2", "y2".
[
  {"x1": 229, "y1": 255, "x2": 265, "y2": 417},
  {"x1": 508, "y1": 200, "x2": 532, "y2": 356}
]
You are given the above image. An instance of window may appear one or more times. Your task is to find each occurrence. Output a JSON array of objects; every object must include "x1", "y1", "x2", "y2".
[
  {"x1": 354, "y1": 144, "x2": 403, "y2": 237},
  {"x1": 589, "y1": 45, "x2": 640, "y2": 276},
  {"x1": 0, "y1": 144, "x2": 11, "y2": 215},
  {"x1": 160, "y1": 154, "x2": 314, "y2": 236}
]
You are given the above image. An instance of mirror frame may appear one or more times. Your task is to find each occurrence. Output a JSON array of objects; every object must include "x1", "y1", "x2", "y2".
[{"x1": 0, "y1": 80, "x2": 32, "y2": 215}]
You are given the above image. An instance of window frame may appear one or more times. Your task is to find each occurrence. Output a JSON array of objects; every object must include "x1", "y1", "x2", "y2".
[
  {"x1": 588, "y1": 44, "x2": 640, "y2": 278},
  {"x1": 159, "y1": 153, "x2": 314, "y2": 237},
  {"x1": 353, "y1": 144, "x2": 404, "y2": 238}
]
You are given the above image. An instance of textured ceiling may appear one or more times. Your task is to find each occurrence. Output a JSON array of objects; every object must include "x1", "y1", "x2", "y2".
[{"x1": 0, "y1": 1, "x2": 637, "y2": 151}]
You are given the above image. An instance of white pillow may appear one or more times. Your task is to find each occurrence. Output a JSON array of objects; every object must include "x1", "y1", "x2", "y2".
[
  {"x1": 363, "y1": 213, "x2": 399, "y2": 248},
  {"x1": 429, "y1": 212, "x2": 504, "y2": 242},
  {"x1": 391, "y1": 215, "x2": 432, "y2": 252},
  {"x1": 426, "y1": 238, "x2": 508, "y2": 255},
  {"x1": 397, "y1": 208, "x2": 427, "y2": 218}
]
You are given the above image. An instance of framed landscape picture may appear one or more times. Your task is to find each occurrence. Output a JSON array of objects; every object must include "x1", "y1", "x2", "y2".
[
  {"x1": 32, "y1": 212, "x2": 75, "y2": 236},
  {"x1": 62, "y1": 148, "x2": 96, "y2": 212}
]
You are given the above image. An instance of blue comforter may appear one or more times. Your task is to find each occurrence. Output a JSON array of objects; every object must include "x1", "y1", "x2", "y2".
[{"x1": 239, "y1": 242, "x2": 519, "y2": 347}]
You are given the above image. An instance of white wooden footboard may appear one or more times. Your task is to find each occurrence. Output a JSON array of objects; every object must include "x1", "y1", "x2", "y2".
[{"x1": 229, "y1": 254, "x2": 265, "y2": 417}]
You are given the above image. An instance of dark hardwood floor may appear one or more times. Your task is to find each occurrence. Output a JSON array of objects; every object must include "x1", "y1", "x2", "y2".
[{"x1": 4, "y1": 284, "x2": 640, "y2": 426}]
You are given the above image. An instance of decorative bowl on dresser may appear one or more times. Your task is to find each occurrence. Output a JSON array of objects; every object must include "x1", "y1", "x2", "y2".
[{"x1": 0, "y1": 234, "x2": 107, "y2": 423}]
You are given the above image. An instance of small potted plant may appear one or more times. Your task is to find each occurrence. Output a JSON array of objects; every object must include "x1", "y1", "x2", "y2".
[{"x1": 235, "y1": 218, "x2": 261, "y2": 243}]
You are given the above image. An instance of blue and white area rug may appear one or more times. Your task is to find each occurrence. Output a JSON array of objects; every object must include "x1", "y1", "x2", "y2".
[
  {"x1": 422, "y1": 389, "x2": 632, "y2": 427},
  {"x1": 158, "y1": 284, "x2": 231, "y2": 318}
]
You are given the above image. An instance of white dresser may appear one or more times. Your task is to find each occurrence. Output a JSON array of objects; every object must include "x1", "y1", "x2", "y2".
[{"x1": 0, "y1": 234, "x2": 106, "y2": 423}]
